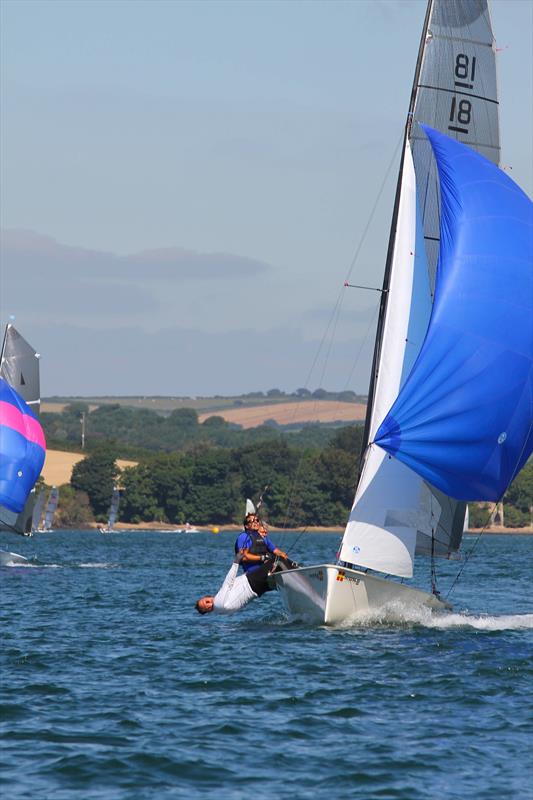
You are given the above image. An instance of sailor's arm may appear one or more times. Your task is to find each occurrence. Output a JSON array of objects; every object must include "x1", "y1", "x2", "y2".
[{"x1": 241, "y1": 548, "x2": 265, "y2": 564}]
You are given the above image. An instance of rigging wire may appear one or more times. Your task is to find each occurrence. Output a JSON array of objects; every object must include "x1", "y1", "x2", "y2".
[{"x1": 278, "y1": 128, "x2": 405, "y2": 556}]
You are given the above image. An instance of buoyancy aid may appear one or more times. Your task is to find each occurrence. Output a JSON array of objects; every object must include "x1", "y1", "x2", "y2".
[{"x1": 246, "y1": 531, "x2": 269, "y2": 557}]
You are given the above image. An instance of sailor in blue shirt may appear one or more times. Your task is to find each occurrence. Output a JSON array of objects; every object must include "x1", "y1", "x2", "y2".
[{"x1": 235, "y1": 514, "x2": 294, "y2": 574}]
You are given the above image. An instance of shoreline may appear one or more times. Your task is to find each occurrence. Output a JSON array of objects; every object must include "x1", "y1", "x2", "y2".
[{"x1": 76, "y1": 522, "x2": 533, "y2": 534}]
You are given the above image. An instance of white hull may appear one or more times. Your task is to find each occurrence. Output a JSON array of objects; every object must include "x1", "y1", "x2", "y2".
[
  {"x1": 273, "y1": 564, "x2": 450, "y2": 625},
  {"x1": 158, "y1": 528, "x2": 201, "y2": 533},
  {"x1": 0, "y1": 550, "x2": 30, "y2": 566},
  {"x1": 164, "y1": 526, "x2": 202, "y2": 533}
]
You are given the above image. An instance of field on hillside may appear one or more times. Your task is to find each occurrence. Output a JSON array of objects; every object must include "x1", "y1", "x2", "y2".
[
  {"x1": 41, "y1": 397, "x2": 367, "y2": 429},
  {"x1": 42, "y1": 395, "x2": 366, "y2": 415},
  {"x1": 41, "y1": 450, "x2": 138, "y2": 486},
  {"x1": 199, "y1": 401, "x2": 366, "y2": 429}
]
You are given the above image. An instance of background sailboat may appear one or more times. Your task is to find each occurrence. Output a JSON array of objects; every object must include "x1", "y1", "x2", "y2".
[
  {"x1": 0, "y1": 324, "x2": 46, "y2": 565},
  {"x1": 274, "y1": 0, "x2": 532, "y2": 623},
  {"x1": 30, "y1": 489, "x2": 46, "y2": 534},
  {"x1": 245, "y1": 499, "x2": 256, "y2": 516},
  {"x1": 37, "y1": 486, "x2": 59, "y2": 532},
  {"x1": 99, "y1": 487, "x2": 120, "y2": 533},
  {"x1": 0, "y1": 324, "x2": 44, "y2": 536}
]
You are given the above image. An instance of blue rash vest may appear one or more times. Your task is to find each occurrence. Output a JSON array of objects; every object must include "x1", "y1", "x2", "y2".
[{"x1": 234, "y1": 530, "x2": 277, "y2": 574}]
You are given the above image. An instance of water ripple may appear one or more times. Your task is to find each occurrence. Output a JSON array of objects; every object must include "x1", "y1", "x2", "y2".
[{"x1": 0, "y1": 531, "x2": 531, "y2": 800}]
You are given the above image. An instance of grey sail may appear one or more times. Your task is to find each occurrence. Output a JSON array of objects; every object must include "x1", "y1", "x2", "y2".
[
  {"x1": 41, "y1": 487, "x2": 59, "y2": 531},
  {"x1": 31, "y1": 490, "x2": 46, "y2": 532},
  {"x1": 0, "y1": 324, "x2": 41, "y2": 409},
  {"x1": 0, "y1": 324, "x2": 42, "y2": 534},
  {"x1": 410, "y1": 0, "x2": 499, "y2": 291},
  {"x1": 410, "y1": 0, "x2": 499, "y2": 556},
  {"x1": 107, "y1": 488, "x2": 120, "y2": 529}
]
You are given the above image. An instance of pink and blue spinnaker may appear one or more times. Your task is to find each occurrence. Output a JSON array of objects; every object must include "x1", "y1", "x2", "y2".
[{"x1": 0, "y1": 376, "x2": 46, "y2": 514}]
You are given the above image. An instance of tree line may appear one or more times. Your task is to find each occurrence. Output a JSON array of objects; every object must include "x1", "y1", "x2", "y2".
[
  {"x1": 59, "y1": 428, "x2": 533, "y2": 530},
  {"x1": 41, "y1": 402, "x2": 343, "y2": 457},
  {"x1": 69, "y1": 427, "x2": 363, "y2": 527}
]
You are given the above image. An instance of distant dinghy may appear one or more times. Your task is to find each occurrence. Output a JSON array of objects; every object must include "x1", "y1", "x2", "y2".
[
  {"x1": 36, "y1": 486, "x2": 59, "y2": 533},
  {"x1": 274, "y1": 0, "x2": 532, "y2": 624},
  {"x1": 99, "y1": 488, "x2": 121, "y2": 533}
]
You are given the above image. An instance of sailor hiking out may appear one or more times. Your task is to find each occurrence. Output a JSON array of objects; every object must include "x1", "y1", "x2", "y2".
[
  {"x1": 195, "y1": 515, "x2": 298, "y2": 616},
  {"x1": 235, "y1": 513, "x2": 295, "y2": 574},
  {"x1": 195, "y1": 551, "x2": 274, "y2": 615}
]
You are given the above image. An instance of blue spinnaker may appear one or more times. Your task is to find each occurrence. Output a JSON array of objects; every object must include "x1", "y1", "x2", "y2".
[
  {"x1": 374, "y1": 125, "x2": 533, "y2": 501},
  {"x1": 0, "y1": 377, "x2": 46, "y2": 513}
]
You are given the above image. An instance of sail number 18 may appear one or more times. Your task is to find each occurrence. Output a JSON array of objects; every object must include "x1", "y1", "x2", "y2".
[{"x1": 449, "y1": 53, "x2": 476, "y2": 135}]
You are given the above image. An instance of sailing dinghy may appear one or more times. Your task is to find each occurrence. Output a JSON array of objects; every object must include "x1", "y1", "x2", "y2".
[
  {"x1": 274, "y1": 0, "x2": 533, "y2": 624},
  {"x1": 99, "y1": 487, "x2": 120, "y2": 533},
  {"x1": 31, "y1": 489, "x2": 46, "y2": 534},
  {"x1": 37, "y1": 486, "x2": 59, "y2": 532}
]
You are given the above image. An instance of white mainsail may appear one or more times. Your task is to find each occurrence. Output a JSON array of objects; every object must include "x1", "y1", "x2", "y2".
[
  {"x1": 245, "y1": 499, "x2": 256, "y2": 516},
  {"x1": 339, "y1": 144, "x2": 433, "y2": 577}
]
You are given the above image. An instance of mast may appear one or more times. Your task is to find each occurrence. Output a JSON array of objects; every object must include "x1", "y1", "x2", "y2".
[{"x1": 361, "y1": 0, "x2": 433, "y2": 461}]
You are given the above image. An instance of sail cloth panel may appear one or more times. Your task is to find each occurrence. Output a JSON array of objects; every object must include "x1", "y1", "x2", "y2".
[
  {"x1": 339, "y1": 144, "x2": 434, "y2": 578},
  {"x1": 0, "y1": 324, "x2": 41, "y2": 408},
  {"x1": 31, "y1": 490, "x2": 46, "y2": 531},
  {"x1": 42, "y1": 487, "x2": 59, "y2": 531},
  {"x1": 0, "y1": 377, "x2": 46, "y2": 514},
  {"x1": 410, "y1": 0, "x2": 499, "y2": 293},
  {"x1": 375, "y1": 126, "x2": 533, "y2": 502}
]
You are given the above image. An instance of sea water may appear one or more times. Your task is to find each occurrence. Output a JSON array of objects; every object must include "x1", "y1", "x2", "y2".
[{"x1": 1, "y1": 531, "x2": 531, "y2": 800}]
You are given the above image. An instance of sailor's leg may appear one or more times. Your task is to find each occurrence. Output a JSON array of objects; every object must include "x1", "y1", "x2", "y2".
[{"x1": 246, "y1": 564, "x2": 274, "y2": 596}]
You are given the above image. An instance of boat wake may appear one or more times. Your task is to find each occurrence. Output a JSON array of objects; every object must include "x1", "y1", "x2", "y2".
[
  {"x1": 0, "y1": 559, "x2": 117, "y2": 569},
  {"x1": 335, "y1": 603, "x2": 533, "y2": 631},
  {"x1": 415, "y1": 609, "x2": 533, "y2": 631}
]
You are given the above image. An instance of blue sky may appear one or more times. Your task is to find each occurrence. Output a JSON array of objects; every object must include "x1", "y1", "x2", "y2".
[{"x1": 1, "y1": 0, "x2": 531, "y2": 397}]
